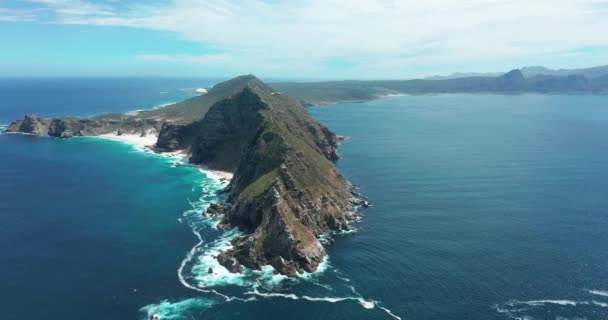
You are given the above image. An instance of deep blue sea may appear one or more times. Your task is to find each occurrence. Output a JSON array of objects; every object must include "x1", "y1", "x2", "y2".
[{"x1": 2, "y1": 79, "x2": 608, "y2": 320}]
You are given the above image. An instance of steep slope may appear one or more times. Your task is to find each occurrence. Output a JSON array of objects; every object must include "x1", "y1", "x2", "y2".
[
  {"x1": 189, "y1": 76, "x2": 355, "y2": 275},
  {"x1": 139, "y1": 75, "x2": 275, "y2": 123},
  {"x1": 154, "y1": 75, "x2": 276, "y2": 152}
]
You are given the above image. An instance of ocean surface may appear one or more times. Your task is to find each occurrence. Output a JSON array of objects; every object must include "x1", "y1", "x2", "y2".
[{"x1": 1, "y1": 79, "x2": 608, "y2": 320}]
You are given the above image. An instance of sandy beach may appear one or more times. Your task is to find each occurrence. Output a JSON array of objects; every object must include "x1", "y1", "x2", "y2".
[
  {"x1": 97, "y1": 132, "x2": 158, "y2": 149},
  {"x1": 96, "y1": 132, "x2": 234, "y2": 182}
]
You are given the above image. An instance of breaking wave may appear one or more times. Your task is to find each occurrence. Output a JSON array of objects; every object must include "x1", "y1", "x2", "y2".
[{"x1": 140, "y1": 298, "x2": 216, "y2": 320}]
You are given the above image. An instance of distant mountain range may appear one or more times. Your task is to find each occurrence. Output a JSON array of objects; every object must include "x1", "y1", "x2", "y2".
[
  {"x1": 273, "y1": 67, "x2": 608, "y2": 105},
  {"x1": 426, "y1": 65, "x2": 608, "y2": 80}
]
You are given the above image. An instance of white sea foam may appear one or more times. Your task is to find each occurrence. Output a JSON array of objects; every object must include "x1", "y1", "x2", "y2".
[
  {"x1": 195, "y1": 88, "x2": 208, "y2": 94},
  {"x1": 188, "y1": 229, "x2": 248, "y2": 288},
  {"x1": 513, "y1": 299, "x2": 608, "y2": 308},
  {"x1": 587, "y1": 289, "x2": 608, "y2": 297},
  {"x1": 244, "y1": 286, "x2": 401, "y2": 319},
  {"x1": 519, "y1": 299, "x2": 579, "y2": 306},
  {"x1": 245, "y1": 286, "x2": 375, "y2": 308},
  {"x1": 123, "y1": 102, "x2": 176, "y2": 116},
  {"x1": 198, "y1": 168, "x2": 233, "y2": 183},
  {"x1": 139, "y1": 298, "x2": 215, "y2": 320},
  {"x1": 154, "y1": 102, "x2": 177, "y2": 109},
  {"x1": 495, "y1": 296, "x2": 608, "y2": 320},
  {"x1": 94, "y1": 129, "x2": 402, "y2": 319},
  {"x1": 97, "y1": 132, "x2": 158, "y2": 149},
  {"x1": 592, "y1": 300, "x2": 608, "y2": 307}
]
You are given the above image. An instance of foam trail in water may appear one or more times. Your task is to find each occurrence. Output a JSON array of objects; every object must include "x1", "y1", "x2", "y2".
[
  {"x1": 245, "y1": 286, "x2": 402, "y2": 319},
  {"x1": 494, "y1": 296, "x2": 608, "y2": 320},
  {"x1": 587, "y1": 289, "x2": 608, "y2": 297}
]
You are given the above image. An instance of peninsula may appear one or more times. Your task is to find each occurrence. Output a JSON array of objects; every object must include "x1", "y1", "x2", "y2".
[
  {"x1": 7, "y1": 66, "x2": 608, "y2": 275},
  {"x1": 5, "y1": 75, "x2": 359, "y2": 276}
]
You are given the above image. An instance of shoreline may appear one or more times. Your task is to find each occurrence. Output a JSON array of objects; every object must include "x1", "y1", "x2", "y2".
[{"x1": 94, "y1": 132, "x2": 234, "y2": 182}]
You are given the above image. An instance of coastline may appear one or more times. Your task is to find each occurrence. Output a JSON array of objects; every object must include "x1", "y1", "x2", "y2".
[
  {"x1": 302, "y1": 92, "x2": 410, "y2": 108},
  {"x1": 94, "y1": 132, "x2": 234, "y2": 182}
]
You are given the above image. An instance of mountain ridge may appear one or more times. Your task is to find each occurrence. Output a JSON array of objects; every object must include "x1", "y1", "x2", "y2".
[
  {"x1": 272, "y1": 68, "x2": 608, "y2": 106},
  {"x1": 425, "y1": 65, "x2": 608, "y2": 80}
]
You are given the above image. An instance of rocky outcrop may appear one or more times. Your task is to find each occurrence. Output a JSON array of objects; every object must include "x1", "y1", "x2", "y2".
[
  {"x1": 154, "y1": 122, "x2": 202, "y2": 152},
  {"x1": 186, "y1": 76, "x2": 357, "y2": 276},
  {"x1": 204, "y1": 202, "x2": 225, "y2": 220},
  {"x1": 7, "y1": 114, "x2": 51, "y2": 135},
  {"x1": 5, "y1": 114, "x2": 164, "y2": 138}
]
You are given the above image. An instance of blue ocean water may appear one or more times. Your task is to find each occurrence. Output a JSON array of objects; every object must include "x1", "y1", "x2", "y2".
[
  {"x1": 0, "y1": 77, "x2": 220, "y2": 123},
  {"x1": 2, "y1": 80, "x2": 608, "y2": 320}
]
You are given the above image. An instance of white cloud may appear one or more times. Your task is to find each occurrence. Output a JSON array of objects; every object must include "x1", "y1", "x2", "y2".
[
  {"x1": 0, "y1": 7, "x2": 40, "y2": 21},
  {"x1": 5, "y1": 0, "x2": 608, "y2": 77},
  {"x1": 135, "y1": 53, "x2": 230, "y2": 64}
]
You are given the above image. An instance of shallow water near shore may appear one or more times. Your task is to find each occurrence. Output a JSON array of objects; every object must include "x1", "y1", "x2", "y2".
[{"x1": 2, "y1": 79, "x2": 608, "y2": 319}]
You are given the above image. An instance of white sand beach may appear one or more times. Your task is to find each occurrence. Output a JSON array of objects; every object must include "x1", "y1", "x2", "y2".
[
  {"x1": 97, "y1": 132, "x2": 158, "y2": 149},
  {"x1": 97, "y1": 132, "x2": 234, "y2": 182}
]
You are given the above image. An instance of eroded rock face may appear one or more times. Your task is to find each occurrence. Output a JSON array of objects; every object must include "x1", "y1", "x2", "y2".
[{"x1": 155, "y1": 123, "x2": 195, "y2": 152}]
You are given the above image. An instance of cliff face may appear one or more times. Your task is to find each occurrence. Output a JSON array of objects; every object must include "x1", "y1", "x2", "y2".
[{"x1": 192, "y1": 77, "x2": 356, "y2": 275}]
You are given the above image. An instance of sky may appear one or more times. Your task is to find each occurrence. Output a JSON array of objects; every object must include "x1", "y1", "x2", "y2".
[{"x1": 0, "y1": 0, "x2": 607, "y2": 79}]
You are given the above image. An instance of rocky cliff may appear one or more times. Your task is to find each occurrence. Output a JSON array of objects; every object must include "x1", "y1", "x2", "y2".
[
  {"x1": 4, "y1": 75, "x2": 358, "y2": 277},
  {"x1": 192, "y1": 77, "x2": 356, "y2": 275}
]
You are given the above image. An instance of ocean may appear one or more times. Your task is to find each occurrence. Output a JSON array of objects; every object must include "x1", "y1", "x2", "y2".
[{"x1": 1, "y1": 79, "x2": 608, "y2": 320}]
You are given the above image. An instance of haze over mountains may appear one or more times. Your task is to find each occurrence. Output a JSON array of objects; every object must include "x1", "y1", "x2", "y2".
[
  {"x1": 426, "y1": 65, "x2": 608, "y2": 80},
  {"x1": 272, "y1": 65, "x2": 608, "y2": 106}
]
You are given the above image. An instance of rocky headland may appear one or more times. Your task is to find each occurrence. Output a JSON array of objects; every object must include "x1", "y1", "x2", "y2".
[{"x1": 5, "y1": 75, "x2": 361, "y2": 276}]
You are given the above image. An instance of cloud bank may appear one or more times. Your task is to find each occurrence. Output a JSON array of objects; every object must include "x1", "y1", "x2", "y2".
[{"x1": 2, "y1": 0, "x2": 608, "y2": 77}]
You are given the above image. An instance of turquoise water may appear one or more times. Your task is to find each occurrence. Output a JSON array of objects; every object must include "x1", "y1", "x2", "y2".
[{"x1": 2, "y1": 83, "x2": 608, "y2": 319}]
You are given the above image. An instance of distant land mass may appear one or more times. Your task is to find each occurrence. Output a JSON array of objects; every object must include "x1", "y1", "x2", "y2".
[
  {"x1": 425, "y1": 65, "x2": 608, "y2": 80},
  {"x1": 273, "y1": 67, "x2": 608, "y2": 106},
  {"x1": 425, "y1": 71, "x2": 505, "y2": 80}
]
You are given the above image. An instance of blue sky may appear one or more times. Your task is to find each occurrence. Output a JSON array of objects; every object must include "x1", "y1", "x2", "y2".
[{"x1": 1, "y1": 0, "x2": 607, "y2": 79}]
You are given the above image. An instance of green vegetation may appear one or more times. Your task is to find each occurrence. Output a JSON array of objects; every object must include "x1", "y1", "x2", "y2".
[{"x1": 239, "y1": 168, "x2": 279, "y2": 200}]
